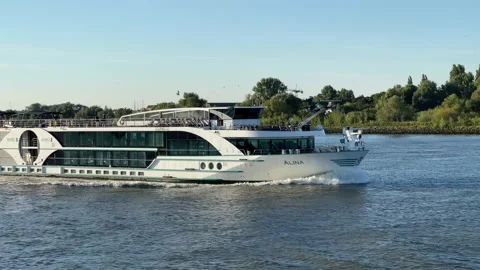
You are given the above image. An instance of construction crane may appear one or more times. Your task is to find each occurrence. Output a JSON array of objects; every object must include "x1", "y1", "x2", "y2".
[{"x1": 287, "y1": 84, "x2": 304, "y2": 96}]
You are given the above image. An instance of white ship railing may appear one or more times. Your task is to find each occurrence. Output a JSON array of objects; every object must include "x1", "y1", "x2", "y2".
[{"x1": 0, "y1": 118, "x2": 319, "y2": 132}]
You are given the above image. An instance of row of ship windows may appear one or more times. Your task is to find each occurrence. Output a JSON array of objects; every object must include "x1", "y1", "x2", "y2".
[
  {"x1": 43, "y1": 150, "x2": 223, "y2": 169},
  {"x1": 44, "y1": 150, "x2": 157, "y2": 168},
  {"x1": 0, "y1": 166, "x2": 146, "y2": 176},
  {"x1": 0, "y1": 167, "x2": 42, "y2": 173},
  {"x1": 50, "y1": 131, "x2": 207, "y2": 148},
  {"x1": 228, "y1": 137, "x2": 315, "y2": 155},
  {"x1": 63, "y1": 169, "x2": 145, "y2": 176}
]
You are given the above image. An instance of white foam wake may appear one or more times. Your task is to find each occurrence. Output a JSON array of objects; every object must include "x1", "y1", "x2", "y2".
[
  {"x1": 0, "y1": 168, "x2": 369, "y2": 188},
  {"x1": 233, "y1": 167, "x2": 370, "y2": 186}
]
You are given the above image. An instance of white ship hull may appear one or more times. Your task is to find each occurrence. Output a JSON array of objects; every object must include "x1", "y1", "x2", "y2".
[{"x1": 0, "y1": 150, "x2": 367, "y2": 183}]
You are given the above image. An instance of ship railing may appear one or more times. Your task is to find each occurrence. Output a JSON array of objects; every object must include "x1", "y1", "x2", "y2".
[
  {"x1": 2, "y1": 118, "x2": 121, "y2": 128},
  {"x1": 2, "y1": 117, "x2": 322, "y2": 132}
]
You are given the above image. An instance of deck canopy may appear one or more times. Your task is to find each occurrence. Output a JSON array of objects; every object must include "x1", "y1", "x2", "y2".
[{"x1": 117, "y1": 106, "x2": 265, "y2": 127}]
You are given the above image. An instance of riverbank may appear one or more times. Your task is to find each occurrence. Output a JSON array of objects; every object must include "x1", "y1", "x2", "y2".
[{"x1": 323, "y1": 126, "x2": 480, "y2": 134}]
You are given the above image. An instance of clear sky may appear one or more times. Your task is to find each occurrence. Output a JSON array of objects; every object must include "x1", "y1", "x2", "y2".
[{"x1": 1, "y1": 0, "x2": 479, "y2": 110}]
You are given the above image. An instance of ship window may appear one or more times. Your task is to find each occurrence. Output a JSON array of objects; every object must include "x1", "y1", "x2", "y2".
[
  {"x1": 70, "y1": 151, "x2": 79, "y2": 166},
  {"x1": 129, "y1": 132, "x2": 147, "y2": 147},
  {"x1": 95, "y1": 132, "x2": 103, "y2": 147},
  {"x1": 258, "y1": 140, "x2": 271, "y2": 155},
  {"x1": 217, "y1": 163, "x2": 222, "y2": 170},
  {"x1": 129, "y1": 152, "x2": 138, "y2": 168},
  {"x1": 233, "y1": 108, "x2": 263, "y2": 119},
  {"x1": 102, "y1": 132, "x2": 112, "y2": 147},
  {"x1": 146, "y1": 132, "x2": 155, "y2": 147},
  {"x1": 308, "y1": 137, "x2": 315, "y2": 149},
  {"x1": 64, "y1": 132, "x2": 79, "y2": 147},
  {"x1": 299, "y1": 139, "x2": 308, "y2": 150},
  {"x1": 113, "y1": 151, "x2": 128, "y2": 167},
  {"x1": 208, "y1": 162, "x2": 214, "y2": 170},
  {"x1": 79, "y1": 132, "x2": 94, "y2": 147},
  {"x1": 285, "y1": 139, "x2": 298, "y2": 149},
  {"x1": 112, "y1": 132, "x2": 128, "y2": 147},
  {"x1": 155, "y1": 132, "x2": 164, "y2": 147},
  {"x1": 137, "y1": 132, "x2": 146, "y2": 147},
  {"x1": 200, "y1": 162, "x2": 206, "y2": 169}
]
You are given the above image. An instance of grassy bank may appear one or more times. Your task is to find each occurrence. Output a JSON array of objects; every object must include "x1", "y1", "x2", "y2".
[{"x1": 323, "y1": 126, "x2": 480, "y2": 134}]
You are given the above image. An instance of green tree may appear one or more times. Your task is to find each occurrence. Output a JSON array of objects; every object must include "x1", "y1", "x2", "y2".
[
  {"x1": 475, "y1": 64, "x2": 480, "y2": 90},
  {"x1": 152, "y1": 102, "x2": 176, "y2": 110},
  {"x1": 241, "y1": 93, "x2": 262, "y2": 106},
  {"x1": 262, "y1": 93, "x2": 303, "y2": 124},
  {"x1": 384, "y1": 84, "x2": 404, "y2": 99},
  {"x1": 251, "y1": 77, "x2": 287, "y2": 104},
  {"x1": 470, "y1": 89, "x2": 480, "y2": 112},
  {"x1": 440, "y1": 94, "x2": 464, "y2": 111},
  {"x1": 74, "y1": 105, "x2": 104, "y2": 119},
  {"x1": 444, "y1": 64, "x2": 476, "y2": 99},
  {"x1": 178, "y1": 92, "x2": 207, "y2": 108},
  {"x1": 402, "y1": 76, "x2": 417, "y2": 105},
  {"x1": 412, "y1": 75, "x2": 440, "y2": 111},
  {"x1": 375, "y1": 95, "x2": 414, "y2": 122},
  {"x1": 113, "y1": 108, "x2": 133, "y2": 118},
  {"x1": 337, "y1": 88, "x2": 355, "y2": 103},
  {"x1": 318, "y1": 85, "x2": 338, "y2": 100}
]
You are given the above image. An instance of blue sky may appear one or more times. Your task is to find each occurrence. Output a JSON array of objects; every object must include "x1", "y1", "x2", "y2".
[{"x1": 1, "y1": 0, "x2": 479, "y2": 110}]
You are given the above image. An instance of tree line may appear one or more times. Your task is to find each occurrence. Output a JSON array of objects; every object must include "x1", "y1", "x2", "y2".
[{"x1": 5, "y1": 63, "x2": 480, "y2": 129}]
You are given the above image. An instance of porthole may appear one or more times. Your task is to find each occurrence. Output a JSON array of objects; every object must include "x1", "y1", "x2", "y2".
[
  {"x1": 216, "y1": 163, "x2": 222, "y2": 170},
  {"x1": 200, "y1": 162, "x2": 206, "y2": 170},
  {"x1": 208, "y1": 162, "x2": 214, "y2": 170}
]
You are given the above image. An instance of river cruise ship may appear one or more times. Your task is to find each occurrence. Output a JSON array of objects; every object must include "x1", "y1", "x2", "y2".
[{"x1": 0, "y1": 104, "x2": 368, "y2": 182}]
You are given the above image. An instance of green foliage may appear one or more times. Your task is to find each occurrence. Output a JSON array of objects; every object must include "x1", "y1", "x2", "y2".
[
  {"x1": 152, "y1": 102, "x2": 176, "y2": 110},
  {"x1": 262, "y1": 93, "x2": 302, "y2": 123},
  {"x1": 178, "y1": 92, "x2": 207, "y2": 108},
  {"x1": 446, "y1": 64, "x2": 476, "y2": 99},
  {"x1": 248, "y1": 77, "x2": 287, "y2": 105},
  {"x1": 470, "y1": 89, "x2": 480, "y2": 112},
  {"x1": 402, "y1": 80, "x2": 417, "y2": 105},
  {"x1": 412, "y1": 75, "x2": 440, "y2": 111},
  {"x1": 319, "y1": 85, "x2": 337, "y2": 100},
  {"x1": 475, "y1": 65, "x2": 480, "y2": 90},
  {"x1": 375, "y1": 95, "x2": 414, "y2": 122}
]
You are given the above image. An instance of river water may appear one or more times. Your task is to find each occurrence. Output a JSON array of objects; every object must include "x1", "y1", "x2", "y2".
[{"x1": 1, "y1": 135, "x2": 479, "y2": 269}]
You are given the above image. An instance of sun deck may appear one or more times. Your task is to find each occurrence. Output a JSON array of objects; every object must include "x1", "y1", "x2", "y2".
[{"x1": 0, "y1": 106, "x2": 317, "y2": 131}]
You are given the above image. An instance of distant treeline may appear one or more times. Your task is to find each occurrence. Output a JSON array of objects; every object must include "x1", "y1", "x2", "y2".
[{"x1": 5, "y1": 63, "x2": 480, "y2": 134}]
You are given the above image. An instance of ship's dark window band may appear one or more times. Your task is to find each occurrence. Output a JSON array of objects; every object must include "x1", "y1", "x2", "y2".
[
  {"x1": 51, "y1": 131, "x2": 165, "y2": 148},
  {"x1": 227, "y1": 137, "x2": 314, "y2": 155},
  {"x1": 43, "y1": 150, "x2": 156, "y2": 168},
  {"x1": 49, "y1": 131, "x2": 221, "y2": 156}
]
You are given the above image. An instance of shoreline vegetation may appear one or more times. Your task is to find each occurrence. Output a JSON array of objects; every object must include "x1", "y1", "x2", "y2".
[
  {"x1": 323, "y1": 126, "x2": 480, "y2": 135},
  {"x1": 2, "y1": 63, "x2": 480, "y2": 135}
]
